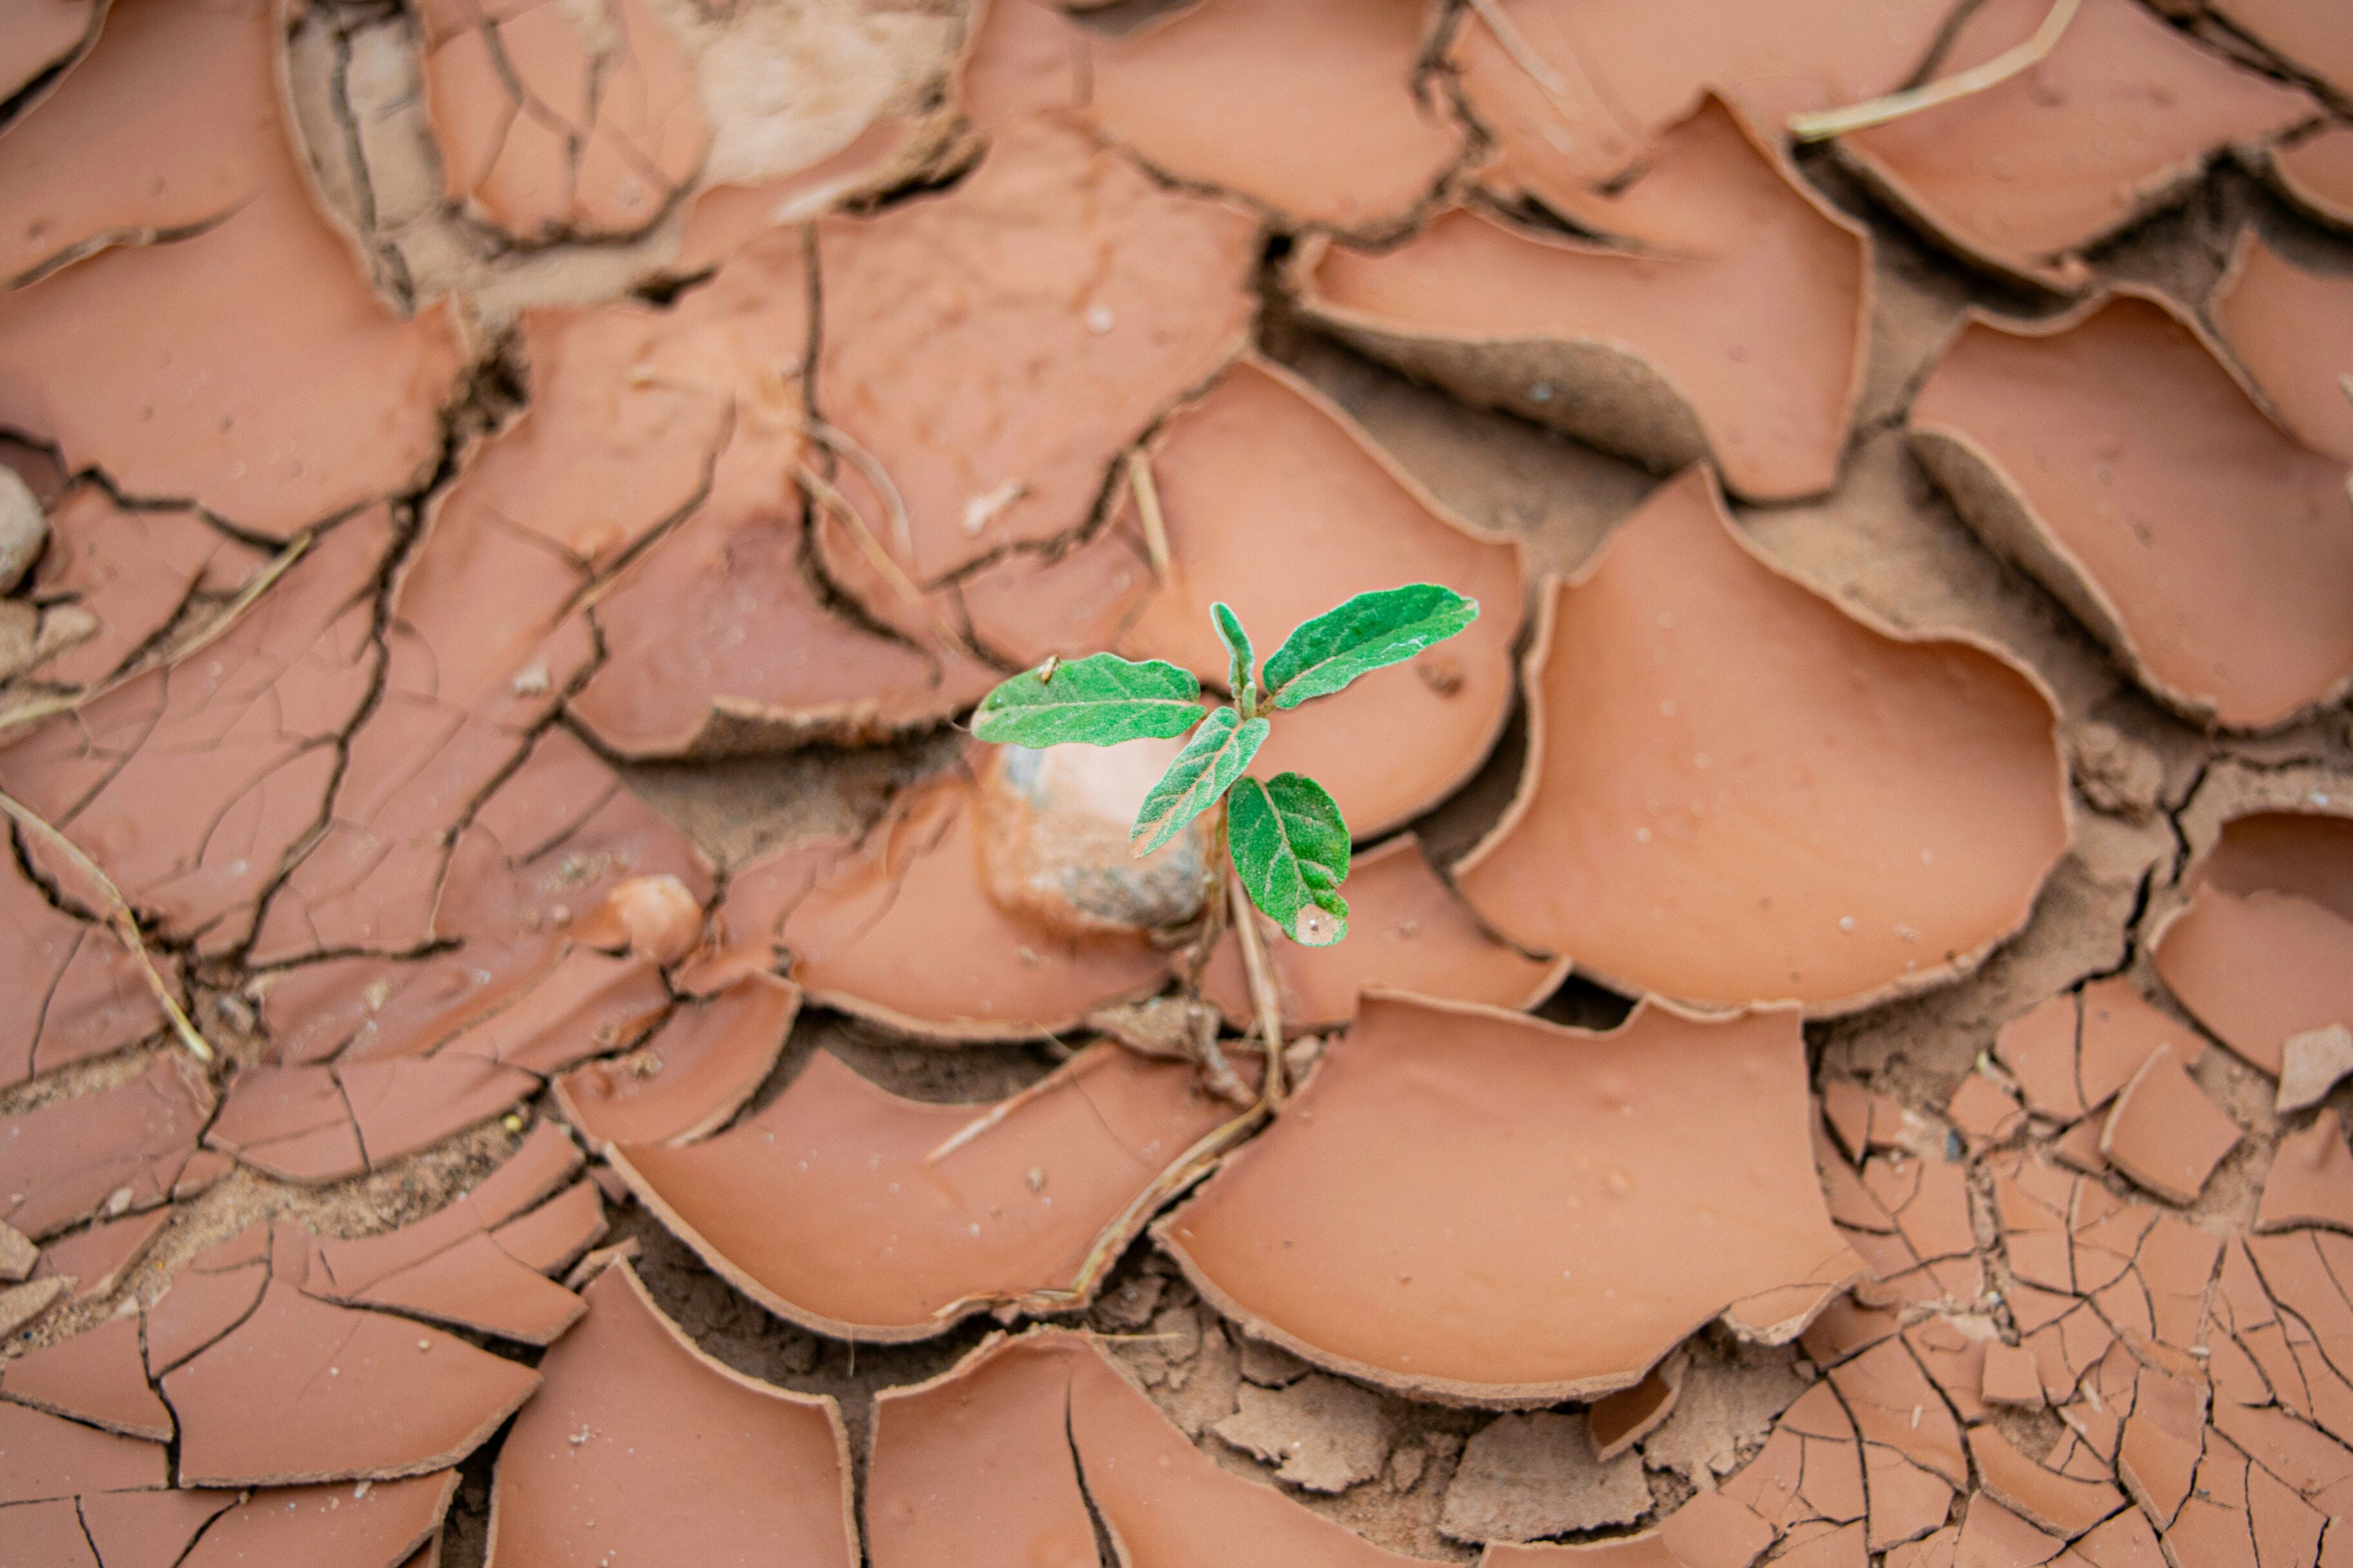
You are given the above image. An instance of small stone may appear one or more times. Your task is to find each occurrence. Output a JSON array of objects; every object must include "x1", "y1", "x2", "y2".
[
  {"x1": 2277, "y1": 1024, "x2": 2353, "y2": 1115},
  {"x1": 0, "y1": 467, "x2": 47, "y2": 593},
  {"x1": 1440, "y1": 1411, "x2": 1652, "y2": 1542},
  {"x1": 1213, "y1": 1373, "x2": 1391, "y2": 1493},
  {"x1": 34, "y1": 603, "x2": 98, "y2": 663},
  {"x1": 0, "y1": 1219, "x2": 35, "y2": 1282}
]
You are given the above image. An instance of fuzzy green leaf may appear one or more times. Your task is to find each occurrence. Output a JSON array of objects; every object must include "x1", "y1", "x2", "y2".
[
  {"x1": 1213, "y1": 602, "x2": 1256, "y2": 715},
  {"x1": 1227, "y1": 773, "x2": 1350, "y2": 945},
  {"x1": 972, "y1": 654, "x2": 1204, "y2": 748},
  {"x1": 1261, "y1": 585, "x2": 1479, "y2": 710},
  {"x1": 1131, "y1": 707, "x2": 1267, "y2": 855}
]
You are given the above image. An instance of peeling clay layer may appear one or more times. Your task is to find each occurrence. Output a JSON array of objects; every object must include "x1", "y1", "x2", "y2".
[
  {"x1": 1296, "y1": 97, "x2": 1869, "y2": 503},
  {"x1": 1837, "y1": 0, "x2": 2316, "y2": 291},
  {"x1": 2208, "y1": 230, "x2": 2353, "y2": 464},
  {"x1": 1197, "y1": 833, "x2": 1565, "y2": 1036},
  {"x1": 0, "y1": 0, "x2": 465, "y2": 539},
  {"x1": 1455, "y1": 467, "x2": 2067, "y2": 1016},
  {"x1": 1452, "y1": 0, "x2": 1951, "y2": 193},
  {"x1": 2272, "y1": 126, "x2": 2353, "y2": 230},
  {"x1": 0, "y1": 0, "x2": 99, "y2": 108},
  {"x1": 2153, "y1": 810, "x2": 2353, "y2": 1078},
  {"x1": 488, "y1": 1260, "x2": 857, "y2": 1567},
  {"x1": 1114, "y1": 358, "x2": 1526, "y2": 839},
  {"x1": 557, "y1": 974, "x2": 798, "y2": 1149},
  {"x1": 2210, "y1": 0, "x2": 2353, "y2": 101},
  {"x1": 612, "y1": 1043, "x2": 1244, "y2": 1340},
  {"x1": 868, "y1": 1330, "x2": 1430, "y2": 1567},
  {"x1": 1159, "y1": 994, "x2": 1863, "y2": 1406},
  {"x1": 1910, "y1": 289, "x2": 2353, "y2": 730},
  {"x1": 964, "y1": 0, "x2": 1464, "y2": 236}
]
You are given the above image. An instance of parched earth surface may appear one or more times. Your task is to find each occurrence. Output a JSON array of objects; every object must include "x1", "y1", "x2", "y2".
[{"x1": 3, "y1": 0, "x2": 2353, "y2": 1563}]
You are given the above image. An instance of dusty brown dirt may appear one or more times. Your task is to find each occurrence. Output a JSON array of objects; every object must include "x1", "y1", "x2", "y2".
[{"x1": 3, "y1": 0, "x2": 2353, "y2": 1564}]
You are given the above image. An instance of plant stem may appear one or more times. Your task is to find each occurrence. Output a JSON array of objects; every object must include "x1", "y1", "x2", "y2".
[
  {"x1": 1788, "y1": 0, "x2": 2080, "y2": 142},
  {"x1": 1229, "y1": 864, "x2": 1285, "y2": 1107}
]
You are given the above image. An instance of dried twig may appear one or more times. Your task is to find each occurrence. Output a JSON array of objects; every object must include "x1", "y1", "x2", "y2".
[
  {"x1": 1229, "y1": 866, "x2": 1286, "y2": 1106},
  {"x1": 924, "y1": 1051, "x2": 1095, "y2": 1165},
  {"x1": 0, "y1": 789, "x2": 213, "y2": 1065},
  {"x1": 1789, "y1": 0, "x2": 2081, "y2": 142},
  {"x1": 1468, "y1": 0, "x2": 1574, "y2": 104},
  {"x1": 802, "y1": 419, "x2": 918, "y2": 558},
  {"x1": 797, "y1": 463, "x2": 975, "y2": 657},
  {"x1": 1126, "y1": 449, "x2": 1173, "y2": 583}
]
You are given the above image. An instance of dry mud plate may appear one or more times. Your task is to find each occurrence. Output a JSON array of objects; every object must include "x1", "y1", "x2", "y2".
[{"x1": 2, "y1": 0, "x2": 2353, "y2": 1564}]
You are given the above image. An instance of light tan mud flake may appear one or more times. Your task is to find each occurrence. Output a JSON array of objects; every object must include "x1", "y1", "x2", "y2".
[
  {"x1": 1910, "y1": 289, "x2": 2353, "y2": 729},
  {"x1": 1838, "y1": 0, "x2": 2316, "y2": 291},
  {"x1": 1298, "y1": 98, "x2": 1869, "y2": 503},
  {"x1": 1454, "y1": 465, "x2": 2066, "y2": 1015},
  {"x1": 1161, "y1": 995, "x2": 1860, "y2": 1404}
]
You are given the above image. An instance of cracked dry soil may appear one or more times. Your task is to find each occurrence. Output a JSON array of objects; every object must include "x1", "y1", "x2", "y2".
[{"x1": 5, "y1": 0, "x2": 2353, "y2": 1564}]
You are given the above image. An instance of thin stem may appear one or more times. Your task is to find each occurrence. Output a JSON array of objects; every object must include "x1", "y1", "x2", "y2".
[
  {"x1": 1229, "y1": 864, "x2": 1285, "y2": 1106},
  {"x1": 0, "y1": 789, "x2": 214, "y2": 1065},
  {"x1": 1789, "y1": 0, "x2": 2081, "y2": 142},
  {"x1": 798, "y1": 463, "x2": 975, "y2": 657}
]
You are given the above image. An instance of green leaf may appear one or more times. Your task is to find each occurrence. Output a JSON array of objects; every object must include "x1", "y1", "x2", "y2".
[
  {"x1": 1261, "y1": 584, "x2": 1479, "y2": 710},
  {"x1": 1130, "y1": 706, "x2": 1268, "y2": 855},
  {"x1": 972, "y1": 653, "x2": 1204, "y2": 748},
  {"x1": 1227, "y1": 773, "x2": 1350, "y2": 946},
  {"x1": 1213, "y1": 601, "x2": 1255, "y2": 715}
]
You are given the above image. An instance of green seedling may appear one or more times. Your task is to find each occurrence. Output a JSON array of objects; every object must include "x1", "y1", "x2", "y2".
[{"x1": 971, "y1": 584, "x2": 1479, "y2": 947}]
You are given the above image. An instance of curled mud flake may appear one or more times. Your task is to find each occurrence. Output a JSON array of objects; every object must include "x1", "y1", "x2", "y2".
[
  {"x1": 1969, "y1": 1423, "x2": 2125, "y2": 1538},
  {"x1": 2209, "y1": 0, "x2": 2352, "y2": 101},
  {"x1": 1441, "y1": 1410, "x2": 1652, "y2": 1542},
  {"x1": 487, "y1": 1260, "x2": 855, "y2": 1567},
  {"x1": 0, "y1": 1055, "x2": 211, "y2": 1240},
  {"x1": 2260, "y1": 1110, "x2": 2353, "y2": 1234},
  {"x1": 0, "y1": 1402, "x2": 166, "y2": 1505},
  {"x1": 1198, "y1": 834, "x2": 1565, "y2": 1037},
  {"x1": 1835, "y1": 0, "x2": 2316, "y2": 290},
  {"x1": 1481, "y1": 1493, "x2": 1776, "y2": 1562},
  {"x1": 776, "y1": 764, "x2": 1171, "y2": 1040},
  {"x1": 1982, "y1": 1342, "x2": 2045, "y2": 1410},
  {"x1": 1, "y1": 511, "x2": 386, "y2": 958},
  {"x1": 1455, "y1": 465, "x2": 2066, "y2": 1016},
  {"x1": 0, "y1": 854, "x2": 161, "y2": 1092},
  {"x1": 556, "y1": 974, "x2": 797, "y2": 1149},
  {"x1": 810, "y1": 115, "x2": 1256, "y2": 592},
  {"x1": 869, "y1": 1330, "x2": 1432, "y2": 1567},
  {"x1": 422, "y1": 0, "x2": 709, "y2": 243},
  {"x1": 0, "y1": 1311, "x2": 172, "y2": 1439},
  {"x1": 435, "y1": 724, "x2": 714, "y2": 951},
  {"x1": 1160, "y1": 995, "x2": 1860, "y2": 1405},
  {"x1": 2098, "y1": 1043, "x2": 2241, "y2": 1206},
  {"x1": 2154, "y1": 893, "x2": 2353, "y2": 1081},
  {"x1": 2209, "y1": 232, "x2": 2353, "y2": 466},
  {"x1": 0, "y1": 19, "x2": 465, "y2": 536},
  {"x1": 1115, "y1": 360, "x2": 1525, "y2": 838},
  {"x1": 1062, "y1": 0, "x2": 1465, "y2": 233},
  {"x1": 613, "y1": 1041, "x2": 1241, "y2": 1339},
  {"x1": 165, "y1": 1279, "x2": 538, "y2": 1486},
  {"x1": 0, "y1": 0, "x2": 100, "y2": 106},
  {"x1": 173, "y1": 1471, "x2": 454, "y2": 1568},
  {"x1": 2271, "y1": 126, "x2": 2353, "y2": 231},
  {"x1": 0, "y1": 0, "x2": 280, "y2": 289},
  {"x1": 1911, "y1": 289, "x2": 2353, "y2": 730},
  {"x1": 1453, "y1": 0, "x2": 1950, "y2": 195},
  {"x1": 1296, "y1": 97, "x2": 1869, "y2": 503}
]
